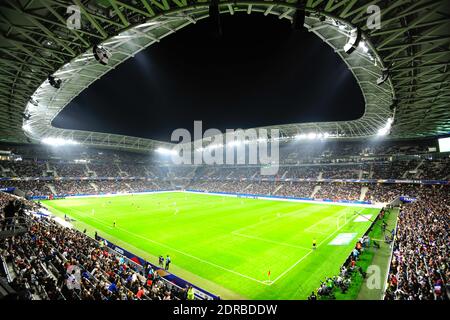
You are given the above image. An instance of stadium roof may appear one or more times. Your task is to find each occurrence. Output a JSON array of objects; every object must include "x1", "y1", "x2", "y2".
[{"x1": 0, "y1": 0, "x2": 449, "y2": 152}]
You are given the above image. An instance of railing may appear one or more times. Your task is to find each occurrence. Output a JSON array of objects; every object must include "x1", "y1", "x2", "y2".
[
  {"x1": 102, "y1": 245, "x2": 184, "y2": 300},
  {"x1": 96, "y1": 235, "x2": 217, "y2": 300},
  {"x1": 1, "y1": 255, "x2": 12, "y2": 283},
  {"x1": 0, "y1": 216, "x2": 31, "y2": 237},
  {"x1": 381, "y1": 205, "x2": 399, "y2": 300}
]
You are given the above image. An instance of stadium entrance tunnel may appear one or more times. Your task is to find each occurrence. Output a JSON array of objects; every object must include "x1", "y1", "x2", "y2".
[{"x1": 23, "y1": 1, "x2": 394, "y2": 152}]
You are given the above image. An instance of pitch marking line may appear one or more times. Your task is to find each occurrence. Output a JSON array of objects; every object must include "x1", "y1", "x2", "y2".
[
  {"x1": 62, "y1": 205, "x2": 349, "y2": 287},
  {"x1": 303, "y1": 207, "x2": 350, "y2": 234},
  {"x1": 268, "y1": 209, "x2": 366, "y2": 285},
  {"x1": 316, "y1": 210, "x2": 362, "y2": 249},
  {"x1": 231, "y1": 208, "x2": 309, "y2": 234},
  {"x1": 66, "y1": 207, "x2": 271, "y2": 286},
  {"x1": 231, "y1": 231, "x2": 313, "y2": 251},
  {"x1": 303, "y1": 217, "x2": 333, "y2": 234},
  {"x1": 269, "y1": 250, "x2": 314, "y2": 285}
]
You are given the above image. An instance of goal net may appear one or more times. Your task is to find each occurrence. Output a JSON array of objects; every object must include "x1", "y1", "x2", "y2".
[{"x1": 336, "y1": 211, "x2": 349, "y2": 230}]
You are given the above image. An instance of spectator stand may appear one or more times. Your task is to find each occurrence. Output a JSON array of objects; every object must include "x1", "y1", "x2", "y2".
[{"x1": 95, "y1": 234, "x2": 217, "y2": 300}]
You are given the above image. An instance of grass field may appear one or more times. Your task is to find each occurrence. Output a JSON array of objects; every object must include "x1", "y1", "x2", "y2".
[{"x1": 42, "y1": 191, "x2": 380, "y2": 299}]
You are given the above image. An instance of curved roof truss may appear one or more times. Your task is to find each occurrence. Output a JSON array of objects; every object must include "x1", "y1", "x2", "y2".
[{"x1": 0, "y1": 0, "x2": 448, "y2": 152}]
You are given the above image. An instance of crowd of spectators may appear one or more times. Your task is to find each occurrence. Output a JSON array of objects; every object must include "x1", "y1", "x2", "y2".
[
  {"x1": 1, "y1": 154, "x2": 448, "y2": 183},
  {"x1": 245, "y1": 182, "x2": 278, "y2": 195},
  {"x1": 0, "y1": 160, "x2": 47, "y2": 177},
  {"x1": 0, "y1": 180, "x2": 52, "y2": 198},
  {"x1": 187, "y1": 180, "x2": 419, "y2": 203},
  {"x1": 0, "y1": 179, "x2": 174, "y2": 198},
  {"x1": 314, "y1": 183, "x2": 364, "y2": 201},
  {"x1": 277, "y1": 182, "x2": 316, "y2": 198},
  {"x1": 0, "y1": 192, "x2": 13, "y2": 210},
  {"x1": 1, "y1": 142, "x2": 447, "y2": 300},
  {"x1": 418, "y1": 158, "x2": 450, "y2": 180},
  {"x1": 54, "y1": 162, "x2": 87, "y2": 177},
  {"x1": 1, "y1": 172, "x2": 446, "y2": 206},
  {"x1": 188, "y1": 181, "x2": 249, "y2": 194},
  {"x1": 365, "y1": 183, "x2": 421, "y2": 203},
  {"x1": 371, "y1": 161, "x2": 415, "y2": 179},
  {"x1": 321, "y1": 164, "x2": 369, "y2": 179},
  {"x1": 87, "y1": 163, "x2": 119, "y2": 177},
  {"x1": 52, "y1": 180, "x2": 94, "y2": 195},
  {"x1": 0, "y1": 178, "x2": 438, "y2": 205},
  {"x1": 118, "y1": 162, "x2": 147, "y2": 177},
  {"x1": 284, "y1": 166, "x2": 322, "y2": 179},
  {"x1": 280, "y1": 140, "x2": 432, "y2": 164},
  {"x1": 385, "y1": 186, "x2": 449, "y2": 300},
  {"x1": 0, "y1": 204, "x2": 194, "y2": 300}
]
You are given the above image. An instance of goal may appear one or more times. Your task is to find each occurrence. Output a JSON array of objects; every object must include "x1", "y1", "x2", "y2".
[{"x1": 336, "y1": 211, "x2": 348, "y2": 230}]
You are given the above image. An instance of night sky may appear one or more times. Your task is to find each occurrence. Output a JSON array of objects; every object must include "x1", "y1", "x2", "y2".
[{"x1": 53, "y1": 13, "x2": 364, "y2": 142}]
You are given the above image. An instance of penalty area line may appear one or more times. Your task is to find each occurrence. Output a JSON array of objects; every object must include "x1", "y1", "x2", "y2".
[
  {"x1": 231, "y1": 231, "x2": 313, "y2": 251},
  {"x1": 269, "y1": 249, "x2": 314, "y2": 285},
  {"x1": 266, "y1": 209, "x2": 362, "y2": 285},
  {"x1": 316, "y1": 209, "x2": 360, "y2": 248}
]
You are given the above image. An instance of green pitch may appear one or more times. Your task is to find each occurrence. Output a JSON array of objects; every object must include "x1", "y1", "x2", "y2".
[{"x1": 42, "y1": 191, "x2": 380, "y2": 299}]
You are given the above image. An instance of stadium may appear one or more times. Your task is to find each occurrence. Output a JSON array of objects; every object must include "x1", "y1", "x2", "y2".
[{"x1": 0, "y1": 0, "x2": 449, "y2": 304}]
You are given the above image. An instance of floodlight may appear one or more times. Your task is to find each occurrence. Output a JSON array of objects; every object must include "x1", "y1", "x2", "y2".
[
  {"x1": 338, "y1": 23, "x2": 347, "y2": 31},
  {"x1": 358, "y1": 41, "x2": 369, "y2": 53},
  {"x1": 22, "y1": 123, "x2": 32, "y2": 133},
  {"x1": 155, "y1": 147, "x2": 177, "y2": 155},
  {"x1": 294, "y1": 133, "x2": 306, "y2": 140},
  {"x1": 377, "y1": 68, "x2": 390, "y2": 85},
  {"x1": 29, "y1": 98, "x2": 39, "y2": 107},
  {"x1": 343, "y1": 28, "x2": 361, "y2": 54},
  {"x1": 93, "y1": 44, "x2": 111, "y2": 65},
  {"x1": 377, "y1": 118, "x2": 393, "y2": 136},
  {"x1": 48, "y1": 75, "x2": 62, "y2": 89},
  {"x1": 42, "y1": 137, "x2": 79, "y2": 146},
  {"x1": 377, "y1": 127, "x2": 389, "y2": 136}
]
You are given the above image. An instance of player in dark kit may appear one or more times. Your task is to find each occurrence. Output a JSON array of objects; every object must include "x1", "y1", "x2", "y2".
[{"x1": 165, "y1": 255, "x2": 171, "y2": 271}]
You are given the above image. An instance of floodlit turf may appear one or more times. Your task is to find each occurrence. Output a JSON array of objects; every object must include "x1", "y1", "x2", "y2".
[{"x1": 42, "y1": 191, "x2": 380, "y2": 299}]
